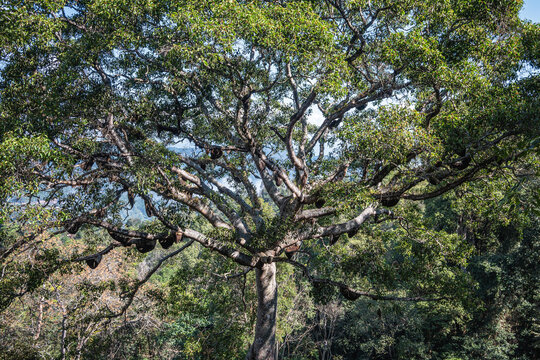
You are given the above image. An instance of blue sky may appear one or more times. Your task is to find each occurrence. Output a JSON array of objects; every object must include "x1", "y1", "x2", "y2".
[{"x1": 521, "y1": 0, "x2": 540, "y2": 22}]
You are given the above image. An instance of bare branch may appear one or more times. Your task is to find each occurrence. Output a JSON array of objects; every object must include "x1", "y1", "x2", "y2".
[
  {"x1": 286, "y1": 90, "x2": 317, "y2": 188},
  {"x1": 299, "y1": 206, "x2": 393, "y2": 241},
  {"x1": 183, "y1": 229, "x2": 255, "y2": 267},
  {"x1": 294, "y1": 207, "x2": 336, "y2": 222}
]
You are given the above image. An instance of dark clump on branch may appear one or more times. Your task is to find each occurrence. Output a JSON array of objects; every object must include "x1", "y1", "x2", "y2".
[
  {"x1": 136, "y1": 240, "x2": 156, "y2": 253},
  {"x1": 356, "y1": 103, "x2": 367, "y2": 111},
  {"x1": 381, "y1": 197, "x2": 400, "y2": 207},
  {"x1": 86, "y1": 254, "x2": 102, "y2": 269},
  {"x1": 315, "y1": 199, "x2": 326, "y2": 208},
  {"x1": 210, "y1": 147, "x2": 223, "y2": 160},
  {"x1": 159, "y1": 232, "x2": 176, "y2": 249},
  {"x1": 81, "y1": 158, "x2": 94, "y2": 171},
  {"x1": 347, "y1": 229, "x2": 358, "y2": 238},
  {"x1": 329, "y1": 234, "x2": 340, "y2": 245},
  {"x1": 455, "y1": 147, "x2": 467, "y2": 158},
  {"x1": 107, "y1": 229, "x2": 130, "y2": 244},
  {"x1": 428, "y1": 175, "x2": 440, "y2": 185},
  {"x1": 66, "y1": 221, "x2": 81, "y2": 235},
  {"x1": 340, "y1": 286, "x2": 361, "y2": 301},
  {"x1": 328, "y1": 119, "x2": 341, "y2": 129}
]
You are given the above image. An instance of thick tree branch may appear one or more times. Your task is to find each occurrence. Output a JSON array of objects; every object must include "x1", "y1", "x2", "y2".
[
  {"x1": 300, "y1": 206, "x2": 393, "y2": 241},
  {"x1": 286, "y1": 90, "x2": 317, "y2": 188},
  {"x1": 183, "y1": 229, "x2": 255, "y2": 267}
]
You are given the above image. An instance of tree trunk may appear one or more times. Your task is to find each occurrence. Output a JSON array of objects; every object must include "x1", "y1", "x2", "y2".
[{"x1": 246, "y1": 262, "x2": 278, "y2": 360}]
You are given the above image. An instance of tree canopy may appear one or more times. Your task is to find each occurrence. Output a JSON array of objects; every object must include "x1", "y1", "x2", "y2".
[{"x1": 1, "y1": 0, "x2": 539, "y2": 359}]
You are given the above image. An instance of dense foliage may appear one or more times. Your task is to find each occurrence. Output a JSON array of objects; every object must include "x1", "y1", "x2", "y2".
[{"x1": 0, "y1": 0, "x2": 539, "y2": 359}]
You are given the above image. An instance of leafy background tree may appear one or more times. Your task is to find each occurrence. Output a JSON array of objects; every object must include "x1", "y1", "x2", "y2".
[{"x1": 1, "y1": 0, "x2": 539, "y2": 359}]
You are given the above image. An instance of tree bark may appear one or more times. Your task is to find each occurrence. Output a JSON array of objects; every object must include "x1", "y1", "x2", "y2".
[{"x1": 246, "y1": 262, "x2": 278, "y2": 360}]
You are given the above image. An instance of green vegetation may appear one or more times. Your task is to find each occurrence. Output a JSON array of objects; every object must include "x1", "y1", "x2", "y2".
[{"x1": 0, "y1": 0, "x2": 538, "y2": 359}]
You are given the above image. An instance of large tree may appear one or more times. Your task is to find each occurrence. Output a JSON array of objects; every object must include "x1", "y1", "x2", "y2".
[{"x1": 1, "y1": 0, "x2": 539, "y2": 358}]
